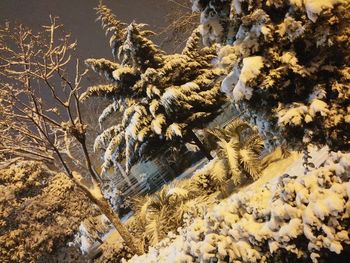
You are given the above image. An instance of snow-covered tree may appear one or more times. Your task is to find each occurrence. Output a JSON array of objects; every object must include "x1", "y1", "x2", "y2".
[
  {"x1": 84, "y1": 3, "x2": 227, "y2": 174},
  {"x1": 127, "y1": 119, "x2": 263, "y2": 249},
  {"x1": 192, "y1": 0, "x2": 350, "y2": 151},
  {"x1": 0, "y1": 19, "x2": 142, "y2": 255},
  {"x1": 0, "y1": 161, "x2": 93, "y2": 262}
]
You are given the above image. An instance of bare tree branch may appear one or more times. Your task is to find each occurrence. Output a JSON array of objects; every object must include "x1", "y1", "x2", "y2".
[{"x1": 0, "y1": 18, "x2": 142, "y2": 255}]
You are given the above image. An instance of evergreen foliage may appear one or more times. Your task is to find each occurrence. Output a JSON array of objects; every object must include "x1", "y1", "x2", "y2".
[
  {"x1": 95, "y1": 2, "x2": 127, "y2": 58},
  {"x1": 85, "y1": 3, "x2": 227, "y2": 174},
  {"x1": 193, "y1": 0, "x2": 350, "y2": 151}
]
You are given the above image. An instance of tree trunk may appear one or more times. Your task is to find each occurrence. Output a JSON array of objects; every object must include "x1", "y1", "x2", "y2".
[
  {"x1": 94, "y1": 197, "x2": 143, "y2": 255},
  {"x1": 188, "y1": 129, "x2": 213, "y2": 161},
  {"x1": 74, "y1": 181, "x2": 143, "y2": 255}
]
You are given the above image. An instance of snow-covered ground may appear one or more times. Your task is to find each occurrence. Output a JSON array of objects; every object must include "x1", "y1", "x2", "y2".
[
  {"x1": 176, "y1": 158, "x2": 209, "y2": 180},
  {"x1": 247, "y1": 146, "x2": 329, "y2": 191}
]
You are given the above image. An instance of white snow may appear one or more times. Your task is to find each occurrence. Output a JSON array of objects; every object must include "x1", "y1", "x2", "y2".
[
  {"x1": 278, "y1": 16, "x2": 305, "y2": 41},
  {"x1": 277, "y1": 104, "x2": 309, "y2": 126},
  {"x1": 98, "y1": 101, "x2": 119, "y2": 126},
  {"x1": 231, "y1": 0, "x2": 242, "y2": 15},
  {"x1": 232, "y1": 56, "x2": 264, "y2": 102},
  {"x1": 309, "y1": 99, "x2": 329, "y2": 117},
  {"x1": 304, "y1": 0, "x2": 342, "y2": 22},
  {"x1": 239, "y1": 56, "x2": 264, "y2": 84},
  {"x1": 221, "y1": 66, "x2": 240, "y2": 96},
  {"x1": 151, "y1": 114, "x2": 166, "y2": 135}
]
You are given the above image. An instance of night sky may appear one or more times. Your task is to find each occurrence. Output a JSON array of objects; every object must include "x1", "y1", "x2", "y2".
[{"x1": 0, "y1": 0, "x2": 178, "y2": 60}]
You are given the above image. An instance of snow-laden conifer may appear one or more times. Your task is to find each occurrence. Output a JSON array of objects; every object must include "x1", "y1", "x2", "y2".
[
  {"x1": 86, "y1": 4, "x2": 227, "y2": 174},
  {"x1": 95, "y1": 2, "x2": 127, "y2": 57},
  {"x1": 193, "y1": 0, "x2": 350, "y2": 151},
  {"x1": 119, "y1": 22, "x2": 164, "y2": 71}
]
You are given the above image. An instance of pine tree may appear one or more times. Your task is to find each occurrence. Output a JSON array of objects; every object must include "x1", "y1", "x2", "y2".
[
  {"x1": 193, "y1": 0, "x2": 350, "y2": 151},
  {"x1": 85, "y1": 3, "x2": 227, "y2": 174}
]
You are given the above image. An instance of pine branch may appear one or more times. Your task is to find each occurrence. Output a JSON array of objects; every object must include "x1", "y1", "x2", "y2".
[{"x1": 95, "y1": 2, "x2": 127, "y2": 57}]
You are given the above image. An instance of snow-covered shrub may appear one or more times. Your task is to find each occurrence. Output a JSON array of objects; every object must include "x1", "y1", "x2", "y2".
[
  {"x1": 73, "y1": 214, "x2": 111, "y2": 254},
  {"x1": 126, "y1": 151, "x2": 350, "y2": 263},
  {"x1": 84, "y1": 3, "x2": 227, "y2": 174},
  {"x1": 127, "y1": 119, "x2": 264, "y2": 251},
  {"x1": 0, "y1": 161, "x2": 93, "y2": 262},
  {"x1": 193, "y1": 0, "x2": 350, "y2": 151}
]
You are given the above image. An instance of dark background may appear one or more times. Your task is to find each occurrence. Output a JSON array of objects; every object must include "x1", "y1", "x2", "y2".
[{"x1": 0, "y1": 0, "x2": 179, "y2": 60}]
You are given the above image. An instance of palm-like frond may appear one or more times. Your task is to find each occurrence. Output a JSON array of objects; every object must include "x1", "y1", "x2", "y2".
[
  {"x1": 206, "y1": 158, "x2": 227, "y2": 185},
  {"x1": 80, "y1": 84, "x2": 117, "y2": 101},
  {"x1": 191, "y1": 158, "x2": 230, "y2": 194},
  {"x1": 239, "y1": 148, "x2": 261, "y2": 180},
  {"x1": 207, "y1": 127, "x2": 228, "y2": 141},
  {"x1": 132, "y1": 179, "x2": 214, "y2": 246},
  {"x1": 218, "y1": 138, "x2": 241, "y2": 185},
  {"x1": 177, "y1": 195, "x2": 213, "y2": 225},
  {"x1": 133, "y1": 195, "x2": 152, "y2": 221},
  {"x1": 243, "y1": 133, "x2": 265, "y2": 154},
  {"x1": 208, "y1": 119, "x2": 265, "y2": 183},
  {"x1": 144, "y1": 206, "x2": 170, "y2": 245},
  {"x1": 224, "y1": 118, "x2": 252, "y2": 140}
]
